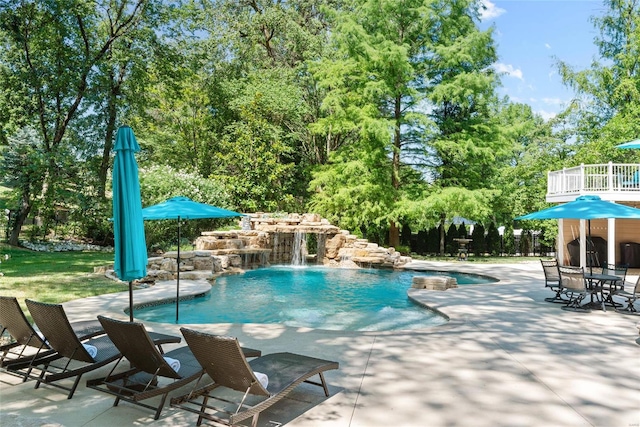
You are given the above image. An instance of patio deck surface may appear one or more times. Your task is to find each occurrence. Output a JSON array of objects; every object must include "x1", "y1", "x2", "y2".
[{"x1": 1, "y1": 260, "x2": 639, "y2": 427}]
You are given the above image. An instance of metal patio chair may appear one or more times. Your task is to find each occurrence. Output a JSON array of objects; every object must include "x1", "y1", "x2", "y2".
[{"x1": 558, "y1": 266, "x2": 592, "y2": 312}]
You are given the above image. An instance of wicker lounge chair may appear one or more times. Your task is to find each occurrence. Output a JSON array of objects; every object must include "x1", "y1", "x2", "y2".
[
  {"x1": 171, "y1": 327, "x2": 339, "y2": 427},
  {"x1": 540, "y1": 259, "x2": 566, "y2": 303},
  {"x1": 86, "y1": 316, "x2": 211, "y2": 419},
  {"x1": 0, "y1": 296, "x2": 103, "y2": 373},
  {"x1": 13, "y1": 299, "x2": 180, "y2": 399},
  {"x1": 558, "y1": 266, "x2": 591, "y2": 312},
  {"x1": 615, "y1": 275, "x2": 640, "y2": 314}
]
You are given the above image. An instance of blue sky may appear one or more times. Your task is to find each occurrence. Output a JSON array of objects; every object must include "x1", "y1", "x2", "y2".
[{"x1": 480, "y1": 0, "x2": 605, "y2": 120}]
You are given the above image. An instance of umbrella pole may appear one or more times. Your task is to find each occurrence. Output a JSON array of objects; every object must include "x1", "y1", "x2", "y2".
[
  {"x1": 129, "y1": 281, "x2": 134, "y2": 322},
  {"x1": 176, "y1": 217, "x2": 181, "y2": 324},
  {"x1": 588, "y1": 219, "x2": 593, "y2": 275}
]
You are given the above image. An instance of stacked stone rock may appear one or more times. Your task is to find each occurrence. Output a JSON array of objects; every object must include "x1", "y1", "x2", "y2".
[{"x1": 411, "y1": 275, "x2": 458, "y2": 290}]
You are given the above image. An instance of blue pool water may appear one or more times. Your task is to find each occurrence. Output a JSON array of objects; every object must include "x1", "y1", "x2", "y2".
[{"x1": 135, "y1": 266, "x2": 496, "y2": 331}]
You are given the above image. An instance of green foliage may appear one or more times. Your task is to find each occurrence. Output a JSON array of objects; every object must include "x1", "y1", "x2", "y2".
[
  {"x1": 427, "y1": 226, "x2": 440, "y2": 254},
  {"x1": 308, "y1": 141, "x2": 395, "y2": 232},
  {"x1": 445, "y1": 223, "x2": 457, "y2": 256},
  {"x1": 4, "y1": 0, "x2": 635, "y2": 256},
  {"x1": 486, "y1": 222, "x2": 501, "y2": 256},
  {"x1": 557, "y1": 0, "x2": 640, "y2": 159},
  {"x1": 519, "y1": 229, "x2": 532, "y2": 256},
  {"x1": 0, "y1": 0, "x2": 166, "y2": 243},
  {"x1": 209, "y1": 78, "x2": 304, "y2": 213},
  {"x1": 503, "y1": 222, "x2": 516, "y2": 256},
  {"x1": 457, "y1": 223, "x2": 468, "y2": 238},
  {"x1": 471, "y1": 224, "x2": 485, "y2": 256},
  {"x1": 138, "y1": 165, "x2": 236, "y2": 250}
]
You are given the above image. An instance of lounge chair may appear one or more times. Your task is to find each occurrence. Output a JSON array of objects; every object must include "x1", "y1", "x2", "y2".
[
  {"x1": 558, "y1": 266, "x2": 591, "y2": 312},
  {"x1": 171, "y1": 327, "x2": 339, "y2": 427},
  {"x1": 86, "y1": 316, "x2": 199, "y2": 419},
  {"x1": 87, "y1": 316, "x2": 261, "y2": 420},
  {"x1": 12, "y1": 299, "x2": 179, "y2": 399},
  {"x1": 540, "y1": 259, "x2": 566, "y2": 303},
  {"x1": 615, "y1": 275, "x2": 640, "y2": 314},
  {"x1": 0, "y1": 296, "x2": 103, "y2": 372}
]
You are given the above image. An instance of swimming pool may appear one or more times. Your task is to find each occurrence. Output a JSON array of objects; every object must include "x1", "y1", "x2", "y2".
[{"x1": 135, "y1": 266, "x2": 496, "y2": 331}]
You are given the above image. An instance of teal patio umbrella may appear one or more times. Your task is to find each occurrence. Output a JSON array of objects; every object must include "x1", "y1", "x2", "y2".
[
  {"x1": 615, "y1": 139, "x2": 640, "y2": 149},
  {"x1": 142, "y1": 196, "x2": 243, "y2": 322},
  {"x1": 516, "y1": 195, "x2": 640, "y2": 271},
  {"x1": 112, "y1": 126, "x2": 147, "y2": 322}
]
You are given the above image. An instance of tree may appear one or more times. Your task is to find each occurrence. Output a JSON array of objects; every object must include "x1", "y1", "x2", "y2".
[
  {"x1": 557, "y1": 0, "x2": 640, "y2": 162},
  {"x1": 486, "y1": 222, "x2": 500, "y2": 256},
  {"x1": 310, "y1": 0, "x2": 500, "y2": 247},
  {"x1": 471, "y1": 223, "x2": 485, "y2": 256},
  {"x1": 0, "y1": 128, "x2": 46, "y2": 244},
  {"x1": 0, "y1": 0, "x2": 157, "y2": 244}
]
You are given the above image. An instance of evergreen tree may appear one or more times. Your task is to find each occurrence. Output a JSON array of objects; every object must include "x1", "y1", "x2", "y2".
[
  {"x1": 471, "y1": 224, "x2": 486, "y2": 256},
  {"x1": 486, "y1": 222, "x2": 500, "y2": 256}
]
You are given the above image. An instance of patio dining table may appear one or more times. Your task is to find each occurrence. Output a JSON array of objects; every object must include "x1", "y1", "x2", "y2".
[{"x1": 584, "y1": 273, "x2": 624, "y2": 311}]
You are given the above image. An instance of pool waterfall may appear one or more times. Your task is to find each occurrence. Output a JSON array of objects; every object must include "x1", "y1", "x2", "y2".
[
  {"x1": 141, "y1": 213, "x2": 412, "y2": 282},
  {"x1": 291, "y1": 230, "x2": 307, "y2": 266}
]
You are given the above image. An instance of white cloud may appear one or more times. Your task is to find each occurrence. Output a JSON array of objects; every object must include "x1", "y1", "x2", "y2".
[
  {"x1": 537, "y1": 110, "x2": 557, "y2": 121},
  {"x1": 494, "y1": 63, "x2": 524, "y2": 80},
  {"x1": 545, "y1": 43, "x2": 552, "y2": 49},
  {"x1": 542, "y1": 97, "x2": 565, "y2": 106},
  {"x1": 480, "y1": 0, "x2": 506, "y2": 20}
]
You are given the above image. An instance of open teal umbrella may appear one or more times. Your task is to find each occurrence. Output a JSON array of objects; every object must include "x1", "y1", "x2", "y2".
[
  {"x1": 516, "y1": 195, "x2": 640, "y2": 272},
  {"x1": 112, "y1": 126, "x2": 147, "y2": 322},
  {"x1": 142, "y1": 196, "x2": 243, "y2": 322},
  {"x1": 615, "y1": 139, "x2": 640, "y2": 149}
]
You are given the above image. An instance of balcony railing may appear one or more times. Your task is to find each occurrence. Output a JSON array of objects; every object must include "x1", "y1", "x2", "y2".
[{"x1": 547, "y1": 163, "x2": 640, "y2": 198}]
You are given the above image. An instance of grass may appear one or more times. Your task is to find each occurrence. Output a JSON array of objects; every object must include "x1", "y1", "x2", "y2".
[
  {"x1": 0, "y1": 243, "x2": 128, "y2": 319},
  {"x1": 411, "y1": 254, "x2": 543, "y2": 263}
]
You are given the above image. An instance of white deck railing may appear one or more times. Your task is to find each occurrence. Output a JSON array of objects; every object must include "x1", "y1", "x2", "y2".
[{"x1": 547, "y1": 163, "x2": 640, "y2": 196}]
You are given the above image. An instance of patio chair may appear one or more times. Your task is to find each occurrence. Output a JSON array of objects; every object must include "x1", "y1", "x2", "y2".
[
  {"x1": 0, "y1": 296, "x2": 103, "y2": 372},
  {"x1": 558, "y1": 266, "x2": 592, "y2": 312},
  {"x1": 170, "y1": 327, "x2": 339, "y2": 427},
  {"x1": 14, "y1": 299, "x2": 179, "y2": 399},
  {"x1": 540, "y1": 259, "x2": 566, "y2": 303},
  {"x1": 600, "y1": 263, "x2": 628, "y2": 308},
  {"x1": 601, "y1": 263, "x2": 628, "y2": 279},
  {"x1": 615, "y1": 275, "x2": 640, "y2": 314}
]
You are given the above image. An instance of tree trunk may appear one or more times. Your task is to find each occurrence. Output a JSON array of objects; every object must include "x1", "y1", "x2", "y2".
[
  {"x1": 388, "y1": 94, "x2": 402, "y2": 247},
  {"x1": 439, "y1": 213, "x2": 446, "y2": 255},
  {"x1": 99, "y1": 85, "x2": 118, "y2": 199},
  {"x1": 389, "y1": 221, "x2": 400, "y2": 248},
  {"x1": 9, "y1": 194, "x2": 32, "y2": 246}
]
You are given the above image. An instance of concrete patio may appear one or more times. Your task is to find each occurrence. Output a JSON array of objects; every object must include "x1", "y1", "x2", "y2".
[{"x1": 1, "y1": 260, "x2": 639, "y2": 427}]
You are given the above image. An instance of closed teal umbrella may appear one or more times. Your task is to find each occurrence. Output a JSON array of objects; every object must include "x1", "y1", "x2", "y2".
[{"x1": 112, "y1": 126, "x2": 147, "y2": 321}]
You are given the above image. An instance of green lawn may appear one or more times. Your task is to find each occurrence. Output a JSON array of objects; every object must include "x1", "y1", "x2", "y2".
[
  {"x1": 0, "y1": 243, "x2": 128, "y2": 318},
  {"x1": 411, "y1": 254, "x2": 540, "y2": 263}
]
